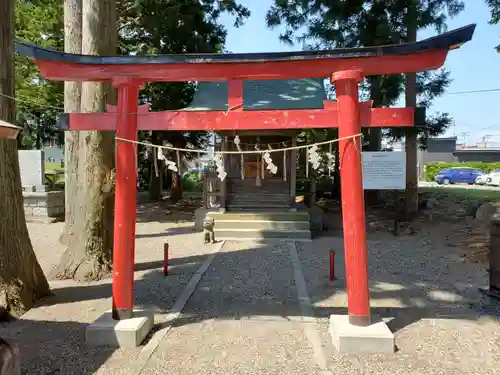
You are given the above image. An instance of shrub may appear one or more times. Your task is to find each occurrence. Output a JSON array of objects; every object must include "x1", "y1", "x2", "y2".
[
  {"x1": 424, "y1": 162, "x2": 500, "y2": 181},
  {"x1": 182, "y1": 172, "x2": 203, "y2": 192}
]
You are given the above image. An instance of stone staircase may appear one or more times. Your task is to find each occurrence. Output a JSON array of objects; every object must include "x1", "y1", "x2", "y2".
[
  {"x1": 227, "y1": 178, "x2": 291, "y2": 212},
  {"x1": 208, "y1": 178, "x2": 311, "y2": 241},
  {"x1": 207, "y1": 211, "x2": 311, "y2": 241}
]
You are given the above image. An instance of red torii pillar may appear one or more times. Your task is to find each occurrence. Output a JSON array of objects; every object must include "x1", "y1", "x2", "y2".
[
  {"x1": 332, "y1": 70, "x2": 371, "y2": 326},
  {"x1": 112, "y1": 78, "x2": 140, "y2": 320}
]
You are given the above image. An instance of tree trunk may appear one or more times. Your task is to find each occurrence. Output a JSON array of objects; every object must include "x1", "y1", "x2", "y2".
[
  {"x1": 59, "y1": 0, "x2": 82, "y2": 247},
  {"x1": 0, "y1": 0, "x2": 50, "y2": 317},
  {"x1": 170, "y1": 142, "x2": 183, "y2": 202},
  {"x1": 50, "y1": 0, "x2": 117, "y2": 281},
  {"x1": 170, "y1": 170, "x2": 182, "y2": 202},
  {"x1": 404, "y1": 2, "x2": 419, "y2": 220},
  {"x1": 365, "y1": 76, "x2": 382, "y2": 206},
  {"x1": 148, "y1": 131, "x2": 164, "y2": 200}
]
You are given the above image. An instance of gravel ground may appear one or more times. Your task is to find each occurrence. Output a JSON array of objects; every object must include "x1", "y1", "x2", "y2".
[
  {"x1": 0, "y1": 205, "x2": 214, "y2": 375},
  {"x1": 142, "y1": 241, "x2": 323, "y2": 375},
  {"x1": 2, "y1": 200, "x2": 500, "y2": 374},
  {"x1": 297, "y1": 232, "x2": 500, "y2": 375}
]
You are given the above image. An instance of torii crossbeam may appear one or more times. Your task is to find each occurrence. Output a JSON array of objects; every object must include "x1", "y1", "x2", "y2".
[{"x1": 16, "y1": 24, "x2": 475, "y2": 329}]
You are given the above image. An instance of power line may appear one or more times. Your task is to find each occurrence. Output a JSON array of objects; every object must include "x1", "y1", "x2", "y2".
[{"x1": 447, "y1": 88, "x2": 500, "y2": 95}]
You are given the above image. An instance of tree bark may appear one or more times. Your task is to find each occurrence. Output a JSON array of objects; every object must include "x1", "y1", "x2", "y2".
[
  {"x1": 148, "y1": 131, "x2": 164, "y2": 200},
  {"x1": 59, "y1": 0, "x2": 82, "y2": 247},
  {"x1": 170, "y1": 170, "x2": 182, "y2": 202},
  {"x1": 170, "y1": 142, "x2": 183, "y2": 202},
  {"x1": 50, "y1": 0, "x2": 117, "y2": 281},
  {"x1": 0, "y1": 0, "x2": 50, "y2": 317},
  {"x1": 404, "y1": 1, "x2": 419, "y2": 220}
]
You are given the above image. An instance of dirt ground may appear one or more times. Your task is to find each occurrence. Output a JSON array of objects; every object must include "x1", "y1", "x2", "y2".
[
  {"x1": 1, "y1": 189, "x2": 499, "y2": 374},
  {"x1": 318, "y1": 188, "x2": 500, "y2": 266}
]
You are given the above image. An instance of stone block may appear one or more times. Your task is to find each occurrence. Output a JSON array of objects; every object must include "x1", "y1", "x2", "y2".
[
  {"x1": 308, "y1": 205, "x2": 324, "y2": 231},
  {"x1": 18, "y1": 150, "x2": 45, "y2": 188},
  {"x1": 194, "y1": 207, "x2": 208, "y2": 231},
  {"x1": 85, "y1": 309, "x2": 154, "y2": 348},
  {"x1": 329, "y1": 315, "x2": 395, "y2": 354}
]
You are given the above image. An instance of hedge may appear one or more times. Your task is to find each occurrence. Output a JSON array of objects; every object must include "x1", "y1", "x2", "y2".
[{"x1": 424, "y1": 162, "x2": 500, "y2": 181}]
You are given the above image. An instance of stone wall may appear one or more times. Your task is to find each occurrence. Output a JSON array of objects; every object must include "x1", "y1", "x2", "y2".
[{"x1": 23, "y1": 191, "x2": 64, "y2": 218}]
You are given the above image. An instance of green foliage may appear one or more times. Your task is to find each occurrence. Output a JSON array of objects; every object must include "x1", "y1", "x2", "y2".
[
  {"x1": 118, "y1": 0, "x2": 250, "y2": 191},
  {"x1": 182, "y1": 172, "x2": 203, "y2": 192},
  {"x1": 424, "y1": 162, "x2": 500, "y2": 181},
  {"x1": 15, "y1": 0, "x2": 64, "y2": 149},
  {"x1": 487, "y1": 0, "x2": 500, "y2": 52},
  {"x1": 266, "y1": 0, "x2": 464, "y2": 143}
]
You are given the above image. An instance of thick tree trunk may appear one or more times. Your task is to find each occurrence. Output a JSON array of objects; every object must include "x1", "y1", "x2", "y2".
[
  {"x1": 59, "y1": 0, "x2": 82, "y2": 247},
  {"x1": 148, "y1": 131, "x2": 164, "y2": 200},
  {"x1": 170, "y1": 140, "x2": 183, "y2": 202},
  {"x1": 404, "y1": 2, "x2": 419, "y2": 220},
  {"x1": 170, "y1": 170, "x2": 182, "y2": 202},
  {"x1": 0, "y1": 0, "x2": 50, "y2": 317},
  {"x1": 50, "y1": 0, "x2": 117, "y2": 281}
]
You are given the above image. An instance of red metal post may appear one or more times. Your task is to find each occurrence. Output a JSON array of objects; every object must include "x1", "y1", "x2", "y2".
[
  {"x1": 163, "y1": 243, "x2": 169, "y2": 276},
  {"x1": 329, "y1": 250, "x2": 335, "y2": 281},
  {"x1": 112, "y1": 79, "x2": 140, "y2": 320},
  {"x1": 331, "y1": 70, "x2": 371, "y2": 327}
]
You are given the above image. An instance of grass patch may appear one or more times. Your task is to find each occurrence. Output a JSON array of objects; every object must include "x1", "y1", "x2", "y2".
[
  {"x1": 45, "y1": 162, "x2": 64, "y2": 171},
  {"x1": 420, "y1": 187, "x2": 500, "y2": 201}
]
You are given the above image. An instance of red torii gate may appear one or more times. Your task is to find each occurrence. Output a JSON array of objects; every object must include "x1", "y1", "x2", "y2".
[{"x1": 16, "y1": 24, "x2": 475, "y2": 327}]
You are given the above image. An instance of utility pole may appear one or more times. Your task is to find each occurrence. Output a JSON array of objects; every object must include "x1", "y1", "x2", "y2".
[{"x1": 459, "y1": 132, "x2": 470, "y2": 146}]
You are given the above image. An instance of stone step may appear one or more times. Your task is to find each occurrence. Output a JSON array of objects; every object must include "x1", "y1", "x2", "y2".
[
  {"x1": 214, "y1": 220, "x2": 310, "y2": 231},
  {"x1": 207, "y1": 211, "x2": 309, "y2": 222},
  {"x1": 228, "y1": 193, "x2": 290, "y2": 200},
  {"x1": 228, "y1": 202, "x2": 290, "y2": 208},
  {"x1": 214, "y1": 228, "x2": 311, "y2": 241},
  {"x1": 228, "y1": 203, "x2": 291, "y2": 210}
]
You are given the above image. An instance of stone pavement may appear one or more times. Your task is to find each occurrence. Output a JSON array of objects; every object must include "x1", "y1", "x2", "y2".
[{"x1": 1, "y1": 214, "x2": 500, "y2": 374}]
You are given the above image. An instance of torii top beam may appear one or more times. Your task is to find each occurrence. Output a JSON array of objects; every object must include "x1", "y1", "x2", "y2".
[{"x1": 15, "y1": 24, "x2": 475, "y2": 82}]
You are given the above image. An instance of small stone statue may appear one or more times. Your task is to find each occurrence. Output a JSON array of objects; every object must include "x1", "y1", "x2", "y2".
[{"x1": 202, "y1": 216, "x2": 216, "y2": 244}]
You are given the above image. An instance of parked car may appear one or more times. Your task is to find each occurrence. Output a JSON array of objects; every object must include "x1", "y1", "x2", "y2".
[
  {"x1": 475, "y1": 173, "x2": 488, "y2": 185},
  {"x1": 485, "y1": 169, "x2": 500, "y2": 186},
  {"x1": 434, "y1": 167, "x2": 484, "y2": 185}
]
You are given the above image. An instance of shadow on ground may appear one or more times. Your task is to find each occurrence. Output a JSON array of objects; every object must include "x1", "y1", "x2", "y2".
[
  {"x1": 38, "y1": 235, "x2": 500, "y2": 336},
  {"x1": 135, "y1": 196, "x2": 200, "y2": 224},
  {"x1": 0, "y1": 319, "x2": 115, "y2": 375}
]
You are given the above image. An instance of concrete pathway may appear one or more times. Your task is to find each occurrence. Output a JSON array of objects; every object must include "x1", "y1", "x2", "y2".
[{"x1": 140, "y1": 241, "x2": 330, "y2": 375}]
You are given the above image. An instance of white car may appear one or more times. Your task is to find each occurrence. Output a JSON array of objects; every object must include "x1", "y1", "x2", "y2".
[
  {"x1": 475, "y1": 174, "x2": 488, "y2": 185},
  {"x1": 485, "y1": 169, "x2": 500, "y2": 186}
]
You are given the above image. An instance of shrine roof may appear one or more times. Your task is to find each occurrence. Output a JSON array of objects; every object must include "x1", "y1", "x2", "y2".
[{"x1": 183, "y1": 79, "x2": 326, "y2": 111}]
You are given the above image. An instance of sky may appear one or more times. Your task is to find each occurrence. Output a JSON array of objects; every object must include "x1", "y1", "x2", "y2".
[{"x1": 220, "y1": 0, "x2": 500, "y2": 146}]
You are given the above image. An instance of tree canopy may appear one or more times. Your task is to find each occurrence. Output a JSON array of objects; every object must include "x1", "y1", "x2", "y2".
[
  {"x1": 15, "y1": 0, "x2": 63, "y2": 149},
  {"x1": 487, "y1": 0, "x2": 500, "y2": 51},
  {"x1": 266, "y1": 0, "x2": 464, "y2": 145}
]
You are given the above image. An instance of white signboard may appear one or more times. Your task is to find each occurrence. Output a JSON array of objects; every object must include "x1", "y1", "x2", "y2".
[{"x1": 362, "y1": 151, "x2": 406, "y2": 190}]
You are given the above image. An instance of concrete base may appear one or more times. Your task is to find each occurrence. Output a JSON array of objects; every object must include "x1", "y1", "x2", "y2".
[
  {"x1": 85, "y1": 309, "x2": 154, "y2": 348},
  {"x1": 329, "y1": 315, "x2": 395, "y2": 354}
]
